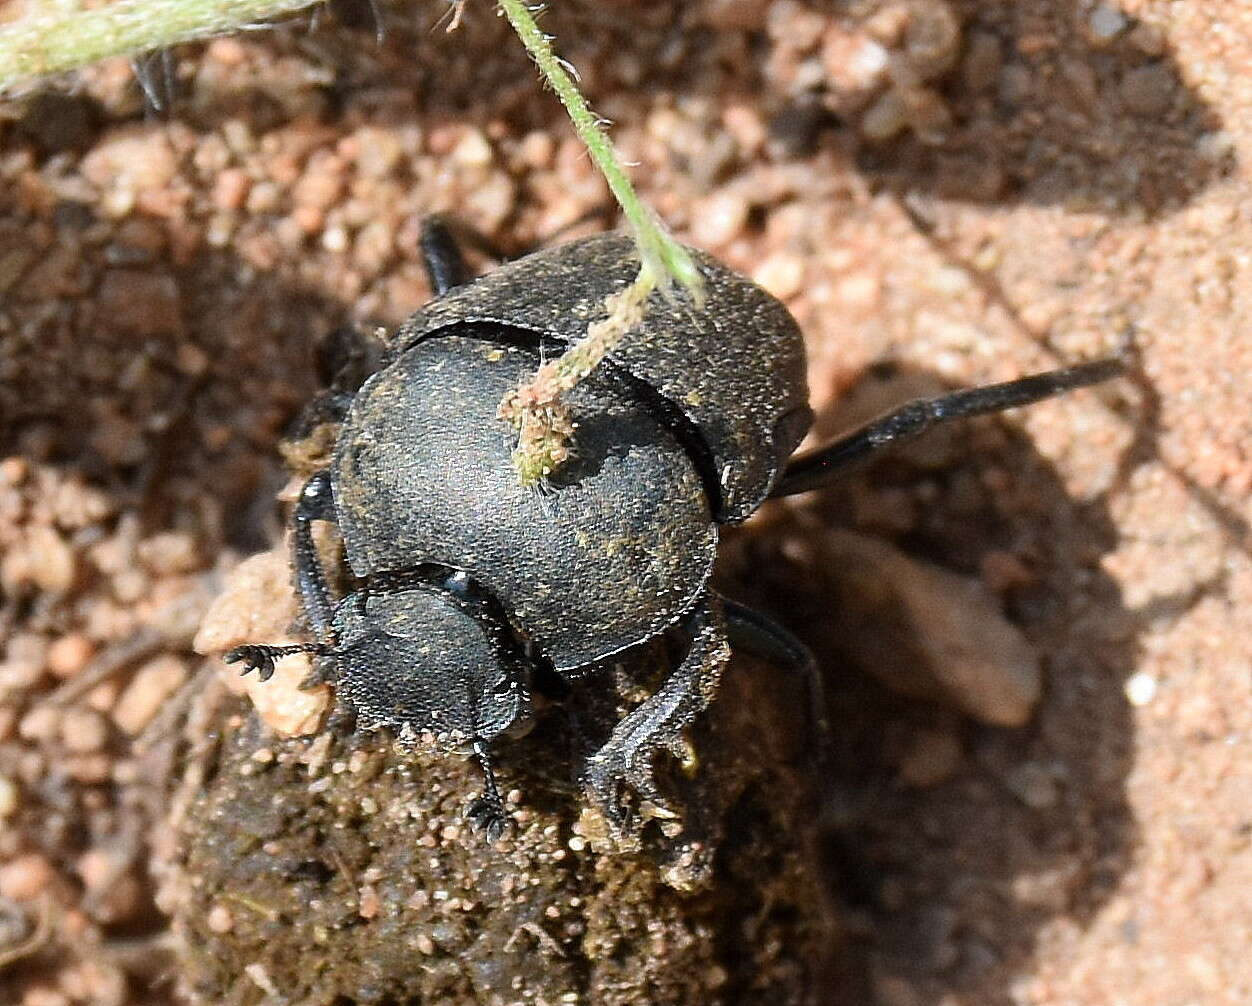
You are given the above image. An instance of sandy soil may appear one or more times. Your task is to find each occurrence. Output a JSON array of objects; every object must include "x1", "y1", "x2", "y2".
[{"x1": 0, "y1": 0, "x2": 1248, "y2": 1003}]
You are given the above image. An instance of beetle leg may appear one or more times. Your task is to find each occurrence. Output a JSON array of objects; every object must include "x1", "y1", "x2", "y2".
[
  {"x1": 420, "y1": 216, "x2": 471, "y2": 295},
  {"x1": 314, "y1": 324, "x2": 384, "y2": 395},
  {"x1": 285, "y1": 325, "x2": 384, "y2": 445},
  {"x1": 720, "y1": 595, "x2": 832, "y2": 775},
  {"x1": 221, "y1": 470, "x2": 341, "y2": 680},
  {"x1": 225, "y1": 642, "x2": 332, "y2": 682},
  {"x1": 771, "y1": 356, "x2": 1124, "y2": 499},
  {"x1": 584, "y1": 596, "x2": 730, "y2": 835},
  {"x1": 420, "y1": 214, "x2": 511, "y2": 296},
  {"x1": 465, "y1": 739, "x2": 509, "y2": 843},
  {"x1": 291, "y1": 470, "x2": 339, "y2": 643}
]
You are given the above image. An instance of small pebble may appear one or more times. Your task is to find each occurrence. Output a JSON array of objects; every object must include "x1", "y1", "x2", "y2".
[
  {"x1": 451, "y1": 128, "x2": 493, "y2": 168},
  {"x1": 64, "y1": 755, "x2": 111, "y2": 785},
  {"x1": 0, "y1": 776, "x2": 18, "y2": 818},
  {"x1": 822, "y1": 27, "x2": 888, "y2": 94},
  {"x1": 358, "y1": 884, "x2": 381, "y2": 919},
  {"x1": 19, "y1": 705, "x2": 61, "y2": 744},
  {"x1": 207, "y1": 904, "x2": 234, "y2": 933},
  {"x1": 80, "y1": 127, "x2": 179, "y2": 193},
  {"x1": 690, "y1": 190, "x2": 750, "y2": 248},
  {"x1": 137, "y1": 531, "x2": 199, "y2": 574},
  {"x1": 766, "y1": 0, "x2": 826, "y2": 50},
  {"x1": 26, "y1": 526, "x2": 76, "y2": 594},
  {"x1": 112, "y1": 655, "x2": 187, "y2": 735},
  {"x1": 293, "y1": 153, "x2": 346, "y2": 212},
  {"x1": 861, "y1": 88, "x2": 909, "y2": 141},
  {"x1": 820, "y1": 531, "x2": 1041, "y2": 725},
  {"x1": 1124, "y1": 672, "x2": 1158, "y2": 707},
  {"x1": 902, "y1": 0, "x2": 962, "y2": 80},
  {"x1": 211, "y1": 168, "x2": 250, "y2": 211},
  {"x1": 0, "y1": 634, "x2": 49, "y2": 692},
  {"x1": 46, "y1": 634, "x2": 94, "y2": 678},
  {"x1": 0, "y1": 852, "x2": 55, "y2": 901},
  {"x1": 1128, "y1": 22, "x2": 1166, "y2": 57},
  {"x1": 463, "y1": 171, "x2": 516, "y2": 233},
  {"x1": 322, "y1": 225, "x2": 349, "y2": 253},
  {"x1": 59, "y1": 707, "x2": 109, "y2": 754},
  {"x1": 1088, "y1": 4, "x2": 1128, "y2": 43},
  {"x1": 0, "y1": 456, "x2": 28, "y2": 483},
  {"x1": 76, "y1": 848, "x2": 118, "y2": 893},
  {"x1": 752, "y1": 252, "x2": 806, "y2": 299},
  {"x1": 55, "y1": 961, "x2": 127, "y2": 1004},
  {"x1": 244, "y1": 964, "x2": 280, "y2": 998},
  {"x1": 1004, "y1": 762, "x2": 1059, "y2": 809},
  {"x1": 835, "y1": 270, "x2": 882, "y2": 312},
  {"x1": 517, "y1": 130, "x2": 555, "y2": 170}
]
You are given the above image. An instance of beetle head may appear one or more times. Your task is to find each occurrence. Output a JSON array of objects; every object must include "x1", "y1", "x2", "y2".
[{"x1": 329, "y1": 586, "x2": 532, "y2": 748}]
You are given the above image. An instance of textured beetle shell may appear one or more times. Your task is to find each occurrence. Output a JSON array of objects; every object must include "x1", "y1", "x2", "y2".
[
  {"x1": 331, "y1": 588, "x2": 511, "y2": 738},
  {"x1": 332, "y1": 335, "x2": 717, "y2": 672},
  {"x1": 393, "y1": 234, "x2": 813, "y2": 523}
]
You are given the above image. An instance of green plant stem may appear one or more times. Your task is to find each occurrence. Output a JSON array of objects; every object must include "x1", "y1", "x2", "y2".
[
  {"x1": 495, "y1": 0, "x2": 703, "y2": 301},
  {"x1": 498, "y1": 268, "x2": 658, "y2": 486},
  {"x1": 0, "y1": 0, "x2": 322, "y2": 91}
]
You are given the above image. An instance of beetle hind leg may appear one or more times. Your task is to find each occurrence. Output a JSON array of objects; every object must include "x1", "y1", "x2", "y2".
[
  {"x1": 772, "y1": 356, "x2": 1124, "y2": 498},
  {"x1": 722, "y1": 596, "x2": 832, "y2": 778},
  {"x1": 583, "y1": 597, "x2": 730, "y2": 835}
]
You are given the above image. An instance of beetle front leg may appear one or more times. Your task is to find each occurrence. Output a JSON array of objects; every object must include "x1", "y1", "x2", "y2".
[
  {"x1": 584, "y1": 596, "x2": 730, "y2": 834},
  {"x1": 224, "y1": 470, "x2": 341, "y2": 682},
  {"x1": 290, "y1": 470, "x2": 338, "y2": 642}
]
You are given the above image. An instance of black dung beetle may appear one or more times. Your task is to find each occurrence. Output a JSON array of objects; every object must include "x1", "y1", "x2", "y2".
[{"x1": 227, "y1": 220, "x2": 1122, "y2": 841}]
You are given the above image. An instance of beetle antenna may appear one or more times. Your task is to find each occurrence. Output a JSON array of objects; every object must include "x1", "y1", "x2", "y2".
[{"x1": 465, "y1": 739, "x2": 509, "y2": 842}]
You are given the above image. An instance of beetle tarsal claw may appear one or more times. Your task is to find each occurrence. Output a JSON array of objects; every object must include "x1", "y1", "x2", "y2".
[
  {"x1": 224, "y1": 644, "x2": 279, "y2": 682},
  {"x1": 464, "y1": 795, "x2": 509, "y2": 843},
  {"x1": 584, "y1": 740, "x2": 678, "y2": 835}
]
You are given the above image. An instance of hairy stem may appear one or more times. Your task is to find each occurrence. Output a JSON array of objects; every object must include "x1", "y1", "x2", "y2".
[
  {"x1": 495, "y1": 0, "x2": 701, "y2": 302},
  {"x1": 0, "y1": 0, "x2": 320, "y2": 92},
  {"x1": 498, "y1": 267, "x2": 656, "y2": 486},
  {"x1": 495, "y1": 0, "x2": 703, "y2": 486}
]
